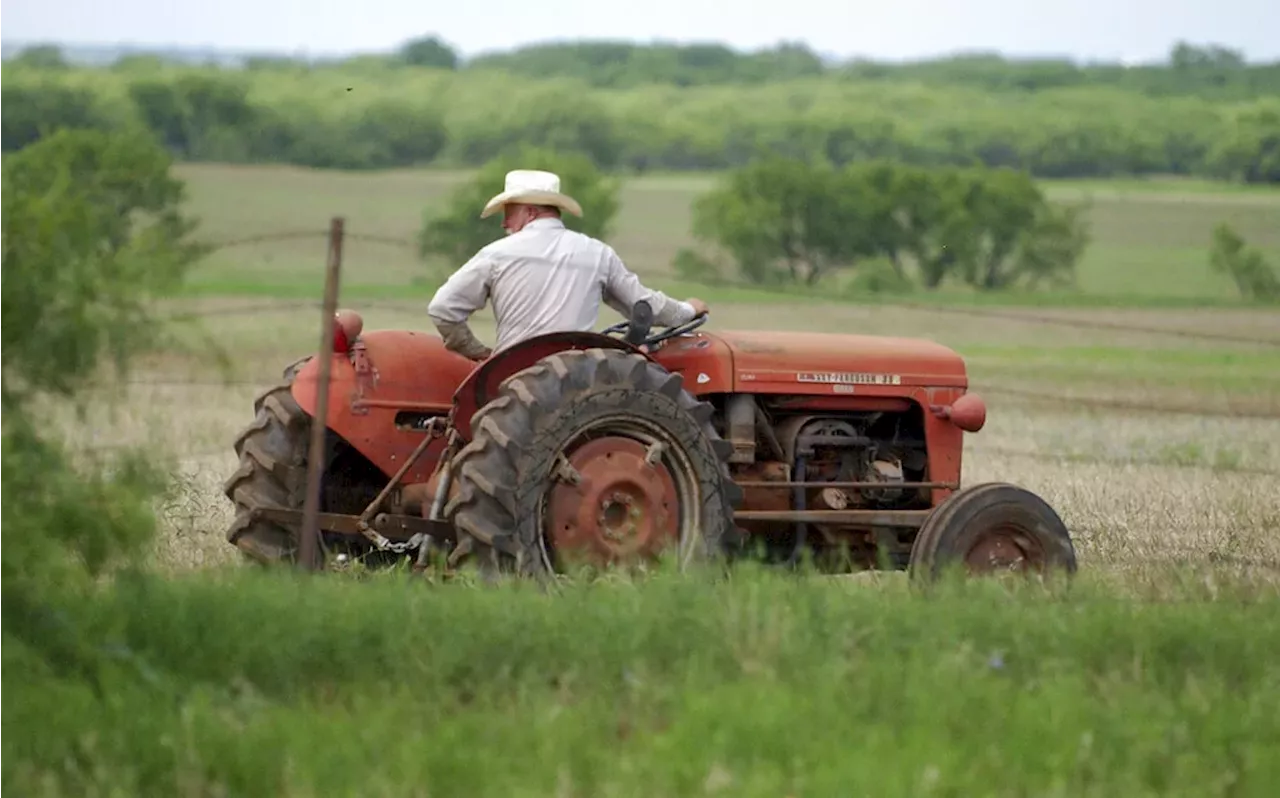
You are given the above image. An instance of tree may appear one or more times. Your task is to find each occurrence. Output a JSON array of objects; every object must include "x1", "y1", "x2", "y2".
[
  {"x1": 1, "y1": 79, "x2": 113, "y2": 152},
  {"x1": 398, "y1": 36, "x2": 459, "y2": 70},
  {"x1": 688, "y1": 156, "x2": 874, "y2": 286},
  {"x1": 2, "y1": 128, "x2": 206, "y2": 403},
  {"x1": 1209, "y1": 222, "x2": 1280, "y2": 302},
  {"x1": 956, "y1": 167, "x2": 1043, "y2": 289},
  {"x1": 448, "y1": 88, "x2": 625, "y2": 169},
  {"x1": 1208, "y1": 100, "x2": 1280, "y2": 184},
  {"x1": 2, "y1": 129, "x2": 204, "y2": 661},
  {"x1": 941, "y1": 167, "x2": 1089, "y2": 291},
  {"x1": 346, "y1": 101, "x2": 449, "y2": 167},
  {"x1": 1170, "y1": 42, "x2": 1245, "y2": 72},
  {"x1": 127, "y1": 73, "x2": 258, "y2": 159},
  {"x1": 886, "y1": 165, "x2": 975, "y2": 289},
  {"x1": 417, "y1": 147, "x2": 620, "y2": 269},
  {"x1": 879, "y1": 164, "x2": 1089, "y2": 291},
  {"x1": 1014, "y1": 201, "x2": 1091, "y2": 290},
  {"x1": 839, "y1": 161, "x2": 915, "y2": 277},
  {"x1": 683, "y1": 158, "x2": 1090, "y2": 292},
  {"x1": 11, "y1": 44, "x2": 68, "y2": 70}
]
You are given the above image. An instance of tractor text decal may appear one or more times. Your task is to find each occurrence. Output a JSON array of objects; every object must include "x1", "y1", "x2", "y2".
[{"x1": 796, "y1": 372, "x2": 902, "y2": 385}]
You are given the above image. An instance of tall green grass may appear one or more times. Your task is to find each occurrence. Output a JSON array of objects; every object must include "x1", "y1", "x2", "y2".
[{"x1": 6, "y1": 564, "x2": 1280, "y2": 796}]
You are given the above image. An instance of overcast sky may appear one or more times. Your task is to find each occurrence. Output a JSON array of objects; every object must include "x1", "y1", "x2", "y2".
[{"x1": 3, "y1": 0, "x2": 1276, "y2": 63}]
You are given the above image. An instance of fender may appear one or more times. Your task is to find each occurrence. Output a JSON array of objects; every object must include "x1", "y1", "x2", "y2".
[
  {"x1": 290, "y1": 329, "x2": 478, "y2": 481},
  {"x1": 451, "y1": 331, "x2": 645, "y2": 441}
]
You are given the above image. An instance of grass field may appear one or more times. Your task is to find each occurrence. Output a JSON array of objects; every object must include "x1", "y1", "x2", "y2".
[
  {"x1": 9, "y1": 569, "x2": 1280, "y2": 796},
  {"x1": 8, "y1": 164, "x2": 1280, "y2": 796}
]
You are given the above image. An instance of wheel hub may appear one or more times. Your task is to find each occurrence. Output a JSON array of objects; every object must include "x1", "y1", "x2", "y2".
[
  {"x1": 965, "y1": 525, "x2": 1045, "y2": 573},
  {"x1": 545, "y1": 436, "x2": 680, "y2": 565}
]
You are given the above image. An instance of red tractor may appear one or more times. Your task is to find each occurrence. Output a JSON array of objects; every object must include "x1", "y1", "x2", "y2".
[{"x1": 223, "y1": 303, "x2": 1077, "y2": 582}]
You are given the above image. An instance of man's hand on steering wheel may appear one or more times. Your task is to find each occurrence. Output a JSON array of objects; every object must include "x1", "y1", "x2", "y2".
[{"x1": 603, "y1": 297, "x2": 710, "y2": 350}]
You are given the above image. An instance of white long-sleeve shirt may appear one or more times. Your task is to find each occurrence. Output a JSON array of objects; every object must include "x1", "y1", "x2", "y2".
[{"x1": 427, "y1": 217, "x2": 697, "y2": 353}]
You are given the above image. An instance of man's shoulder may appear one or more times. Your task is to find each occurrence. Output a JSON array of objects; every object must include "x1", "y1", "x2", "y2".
[
  {"x1": 560, "y1": 228, "x2": 616, "y2": 257},
  {"x1": 479, "y1": 225, "x2": 616, "y2": 264},
  {"x1": 470, "y1": 234, "x2": 530, "y2": 265},
  {"x1": 475, "y1": 236, "x2": 512, "y2": 256}
]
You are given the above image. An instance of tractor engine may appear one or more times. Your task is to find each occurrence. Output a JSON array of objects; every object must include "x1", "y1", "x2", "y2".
[
  {"x1": 781, "y1": 417, "x2": 916, "y2": 509},
  {"x1": 723, "y1": 394, "x2": 931, "y2": 567}
]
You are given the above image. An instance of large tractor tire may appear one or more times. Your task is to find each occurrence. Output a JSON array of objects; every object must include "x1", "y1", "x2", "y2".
[
  {"x1": 907, "y1": 482, "x2": 1077, "y2": 584},
  {"x1": 223, "y1": 359, "x2": 312, "y2": 565},
  {"x1": 444, "y1": 348, "x2": 743, "y2": 580}
]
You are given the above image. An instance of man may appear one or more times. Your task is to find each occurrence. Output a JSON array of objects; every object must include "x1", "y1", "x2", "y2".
[{"x1": 427, "y1": 169, "x2": 710, "y2": 361}]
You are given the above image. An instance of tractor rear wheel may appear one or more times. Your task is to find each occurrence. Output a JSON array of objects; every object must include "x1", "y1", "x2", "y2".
[
  {"x1": 444, "y1": 348, "x2": 742, "y2": 580},
  {"x1": 907, "y1": 482, "x2": 1077, "y2": 583},
  {"x1": 222, "y1": 359, "x2": 312, "y2": 565}
]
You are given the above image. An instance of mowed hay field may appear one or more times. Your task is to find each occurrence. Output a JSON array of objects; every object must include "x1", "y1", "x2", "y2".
[{"x1": 14, "y1": 165, "x2": 1280, "y2": 796}]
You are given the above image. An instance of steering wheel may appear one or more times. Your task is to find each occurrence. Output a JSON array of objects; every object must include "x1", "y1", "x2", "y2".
[{"x1": 603, "y1": 300, "x2": 708, "y2": 349}]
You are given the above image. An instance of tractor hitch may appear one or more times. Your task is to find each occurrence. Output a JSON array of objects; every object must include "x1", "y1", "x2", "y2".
[{"x1": 257, "y1": 507, "x2": 453, "y2": 546}]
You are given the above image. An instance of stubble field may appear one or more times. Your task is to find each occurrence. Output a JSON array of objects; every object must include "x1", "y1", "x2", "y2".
[
  {"x1": 73, "y1": 298, "x2": 1280, "y2": 582},
  {"x1": 11, "y1": 165, "x2": 1280, "y2": 796}
]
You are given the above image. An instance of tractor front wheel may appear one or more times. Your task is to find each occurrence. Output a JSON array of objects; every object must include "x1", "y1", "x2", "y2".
[
  {"x1": 907, "y1": 482, "x2": 1077, "y2": 584},
  {"x1": 222, "y1": 360, "x2": 311, "y2": 565},
  {"x1": 443, "y1": 348, "x2": 742, "y2": 580}
]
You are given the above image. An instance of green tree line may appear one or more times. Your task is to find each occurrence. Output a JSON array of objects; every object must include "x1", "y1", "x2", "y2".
[
  {"x1": 463, "y1": 40, "x2": 1280, "y2": 99},
  {"x1": 14, "y1": 38, "x2": 1280, "y2": 98},
  {"x1": 3, "y1": 44, "x2": 1278, "y2": 182}
]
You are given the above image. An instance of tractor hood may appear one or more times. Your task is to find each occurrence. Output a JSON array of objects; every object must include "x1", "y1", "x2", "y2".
[{"x1": 709, "y1": 329, "x2": 969, "y2": 390}]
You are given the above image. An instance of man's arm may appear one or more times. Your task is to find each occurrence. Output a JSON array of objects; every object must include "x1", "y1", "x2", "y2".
[
  {"x1": 427, "y1": 252, "x2": 494, "y2": 360},
  {"x1": 602, "y1": 247, "x2": 707, "y2": 327}
]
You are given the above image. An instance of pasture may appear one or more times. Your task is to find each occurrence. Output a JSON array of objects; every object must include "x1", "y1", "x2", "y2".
[
  {"x1": 176, "y1": 164, "x2": 1280, "y2": 303},
  {"x1": 12, "y1": 164, "x2": 1280, "y2": 796}
]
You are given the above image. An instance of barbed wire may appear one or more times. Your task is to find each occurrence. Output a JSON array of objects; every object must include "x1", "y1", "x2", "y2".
[
  {"x1": 894, "y1": 301, "x2": 1280, "y2": 347},
  {"x1": 160, "y1": 299, "x2": 319, "y2": 321},
  {"x1": 978, "y1": 385, "x2": 1280, "y2": 421},
  {"x1": 174, "y1": 227, "x2": 1280, "y2": 347},
  {"x1": 157, "y1": 291, "x2": 1280, "y2": 349},
  {"x1": 158, "y1": 297, "x2": 442, "y2": 322},
  {"x1": 196, "y1": 230, "x2": 419, "y2": 251},
  {"x1": 968, "y1": 446, "x2": 1280, "y2": 477}
]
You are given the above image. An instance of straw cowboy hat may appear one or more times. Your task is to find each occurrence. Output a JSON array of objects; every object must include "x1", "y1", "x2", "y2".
[{"x1": 480, "y1": 169, "x2": 583, "y2": 219}]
